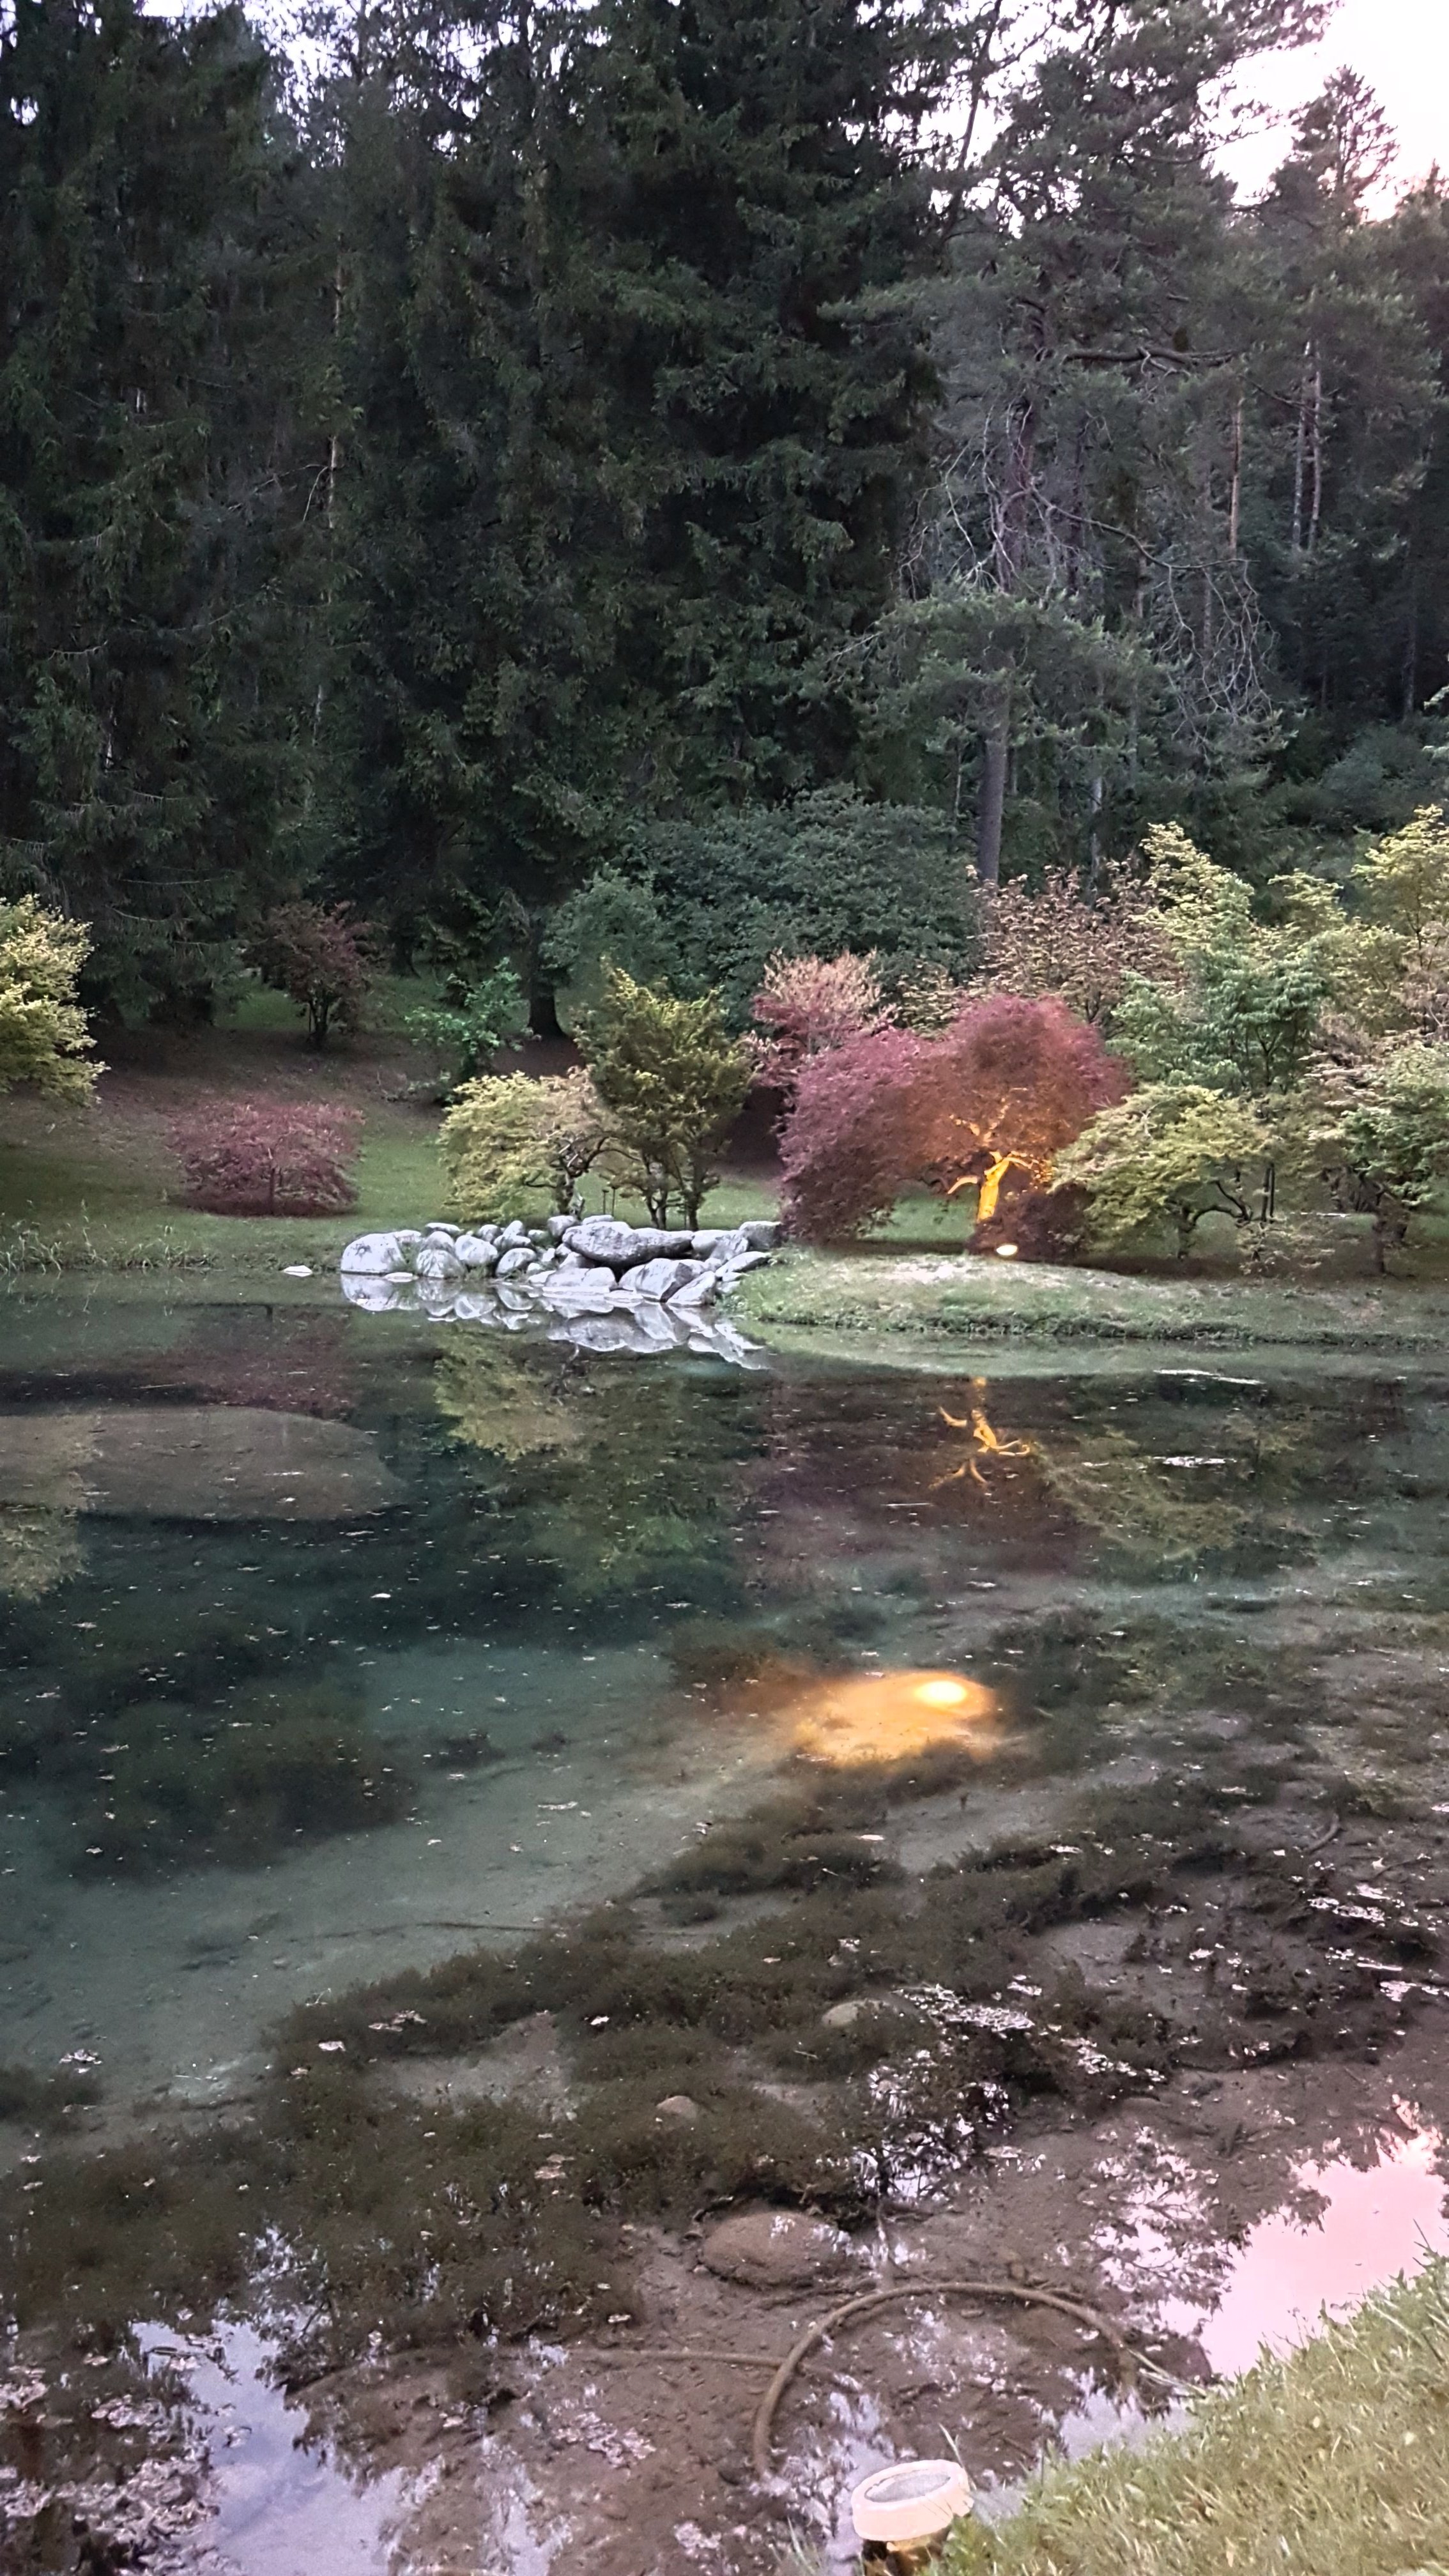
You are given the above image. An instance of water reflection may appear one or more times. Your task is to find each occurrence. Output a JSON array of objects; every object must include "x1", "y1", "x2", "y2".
[
  {"x1": 1180, "y1": 2117, "x2": 1449, "y2": 2374},
  {"x1": 786, "y1": 1669, "x2": 1003, "y2": 1766},
  {"x1": 6, "y1": 1289, "x2": 1449, "y2": 2566}
]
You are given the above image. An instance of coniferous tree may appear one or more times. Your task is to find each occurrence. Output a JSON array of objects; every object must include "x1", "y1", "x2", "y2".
[{"x1": 0, "y1": 0, "x2": 319, "y2": 1013}]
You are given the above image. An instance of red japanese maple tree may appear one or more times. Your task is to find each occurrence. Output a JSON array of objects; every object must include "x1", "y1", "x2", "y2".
[
  {"x1": 170, "y1": 1100, "x2": 364, "y2": 1216},
  {"x1": 780, "y1": 994, "x2": 1127, "y2": 1243}
]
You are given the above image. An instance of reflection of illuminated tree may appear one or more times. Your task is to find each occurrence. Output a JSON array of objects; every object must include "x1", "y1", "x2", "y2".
[
  {"x1": 925, "y1": 1383, "x2": 1325, "y2": 1570},
  {"x1": 932, "y1": 1384, "x2": 1033, "y2": 1491},
  {"x1": 434, "y1": 1340, "x2": 584, "y2": 1466}
]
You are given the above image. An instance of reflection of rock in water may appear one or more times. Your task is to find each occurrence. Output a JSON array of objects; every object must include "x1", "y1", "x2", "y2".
[{"x1": 0, "y1": 1406, "x2": 397, "y2": 1520}]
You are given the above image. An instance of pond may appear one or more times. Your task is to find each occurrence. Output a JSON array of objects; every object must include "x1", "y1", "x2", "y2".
[{"x1": 3, "y1": 1280, "x2": 1449, "y2": 2572}]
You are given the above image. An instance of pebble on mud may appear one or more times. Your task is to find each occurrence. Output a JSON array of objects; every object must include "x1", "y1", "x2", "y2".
[
  {"x1": 655, "y1": 2094, "x2": 701, "y2": 2123},
  {"x1": 698, "y1": 2209, "x2": 861, "y2": 2290}
]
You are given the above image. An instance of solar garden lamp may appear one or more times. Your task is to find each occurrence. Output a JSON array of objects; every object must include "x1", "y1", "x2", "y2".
[{"x1": 850, "y1": 2458, "x2": 974, "y2": 2569}]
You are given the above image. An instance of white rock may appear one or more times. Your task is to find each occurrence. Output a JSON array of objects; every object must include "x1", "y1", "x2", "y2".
[
  {"x1": 415, "y1": 1242, "x2": 465, "y2": 1282},
  {"x1": 422, "y1": 1221, "x2": 462, "y2": 1237},
  {"x1": 714, "y1": 1250, "x2": 771, "y2": 1291},
  {"x1": 454, "y1": 1235, "x2": 499, "y2": 1270},
  {"x1": 281, "y1": 1264, "x2": 312, "y2": 1278},
  {"x1": 539, "y1": 1266, "x2": 616, "y2": 1310},
  {"x1": 494, "y1": 1245, "x2": 536, "y2": 1279},
  {"x1": 340, "y1": 1232, "x2": 405, "y2": 1275},
  {"x1": 668, "y1": 1269, "x2": 718, "y2": 1310},
  {"x1": 499, "y1": 1219, "x2": 531, "y2": 1248},
  {"x1": 704, "y1": 1228, "x2": 753, "y2": 1269},
  {"x1": 738, "y1": 1218, "x2": 782, "y2": 1250},
  {"x1": 565, "y1": 1216, "x2": 648, "y2": 1268},
  {"x1": 620, "y1": 1257, "x2": 701, "y2": 1300}
]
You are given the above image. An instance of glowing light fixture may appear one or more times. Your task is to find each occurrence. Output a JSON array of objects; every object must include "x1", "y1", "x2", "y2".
[
  {"x1": 787, "y1": 1667, "x2": 1000, "y2": 1765},
  {"x1": 994, "y1": 1241, "x2": 1019, "y2": 1259},
  {"x1": 850, "y1": 2457, "x2": 973, "y2": 2565}
]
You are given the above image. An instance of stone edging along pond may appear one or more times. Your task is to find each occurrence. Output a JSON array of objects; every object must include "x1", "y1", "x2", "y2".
[{"x1": 338, "y1": 1210, "x2": 783, "y2": 1365}]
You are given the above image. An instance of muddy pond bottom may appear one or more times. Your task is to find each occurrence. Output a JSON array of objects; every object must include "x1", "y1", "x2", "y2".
[{"x1": 4, "y1": 1282, "x2": 1449, "y2": 2572}]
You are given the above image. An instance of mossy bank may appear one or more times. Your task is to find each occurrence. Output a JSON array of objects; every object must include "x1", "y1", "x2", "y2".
[{"x1": 736, "y1": 1242, "x2": 1449, "y2": 1356}]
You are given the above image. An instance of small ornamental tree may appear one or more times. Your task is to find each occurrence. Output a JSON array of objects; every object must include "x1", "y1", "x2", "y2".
[
  {"x1": 747, "y1": 951, "x2": 887, "y2": 1091},
  {"x1": 577, "y1": 967, "x2": 751, "y2": 1226},
  {"x1": 976, "y1": 864, "x2": 1164, "y2": 1025},
  {"x1": 402, "y1": 963, "x2": 528, "y2": 1098},
  {"x1": 925, "y1": 995, "x2": 1131, "y2": 1225},
  {"x1": 1114, "y1": 826, "x2": 1330, "y2": 1098},
  {"x1": 780, "y1": 995, "x2": 1125, "y2": 1243},
  {"x1": 776, "y1": 1022, "x2": 929, "y2": 1238},
  {"x1": 1307, "y1": 1041, "x2": 1449, "y2": 1272},
  {"x1": 248, "y1": 903, "x2": 378, "y2": 1048},
  {"x1": 1055, "y1": 1082, "x2": 1275, "y2": 1260},
  {"x1": 170, "y1": 1101, "x2": 363, "y2": 1216},
  {"x1": 0, "y1": 898, "x2": 100, "y2": 1098},
  {"x1": 441, "y1": 1068, "x2": 614, "y2": 1222}
]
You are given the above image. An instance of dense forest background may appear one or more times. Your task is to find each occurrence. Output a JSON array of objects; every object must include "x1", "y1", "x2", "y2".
[{"x1": 3, "y1": 0, "x2": 1447, "y2": 1031}]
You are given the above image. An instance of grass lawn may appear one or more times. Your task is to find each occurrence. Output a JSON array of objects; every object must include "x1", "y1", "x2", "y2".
[
  {"x1": 736, "y1": 1235, "x2": 1449, "y2": 1354},
  {"x1": 937, "y1": 2261, "x2": 1449, "y2": 2576},
  {"x1": 0, "y1": 1019, "x2": 781, "y2": 1275}
]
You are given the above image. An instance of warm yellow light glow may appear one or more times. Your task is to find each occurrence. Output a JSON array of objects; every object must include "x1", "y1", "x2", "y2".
[
  {"x1": 914, "y1": 1676, "x2": 970, "y2": 1708},
  {"x1": 994, "y1": 1242, "x2": 1019, "y2": 1259},
  {"x1": 786, "y1": 1667, "x2": 1001, "y2": 1765},
  {"x1": 974, "y1": 1154, "x2": 1015, "y2": 1226}
]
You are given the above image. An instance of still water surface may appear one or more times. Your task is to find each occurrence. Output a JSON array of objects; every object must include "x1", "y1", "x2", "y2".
[{"x1": 4, "y1": 1280, "x2": 1449, "y2": 2566}]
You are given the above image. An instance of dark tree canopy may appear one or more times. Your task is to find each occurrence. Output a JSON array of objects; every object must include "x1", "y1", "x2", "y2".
[{"x1": 1, "y1": 0, "x2": 1446, "y2": 1009}]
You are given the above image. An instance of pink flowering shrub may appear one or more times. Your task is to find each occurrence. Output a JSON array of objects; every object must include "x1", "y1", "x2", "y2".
[
  {"x1": 780, "y1": 995, "x2": 1127, "y2": 1244},
  {"x1": 748, "y1": 951, "x2": 887, "y2": 1090},
  {"x1": 170, "y1": 1100, "x2": 364, "y2": 1216}
]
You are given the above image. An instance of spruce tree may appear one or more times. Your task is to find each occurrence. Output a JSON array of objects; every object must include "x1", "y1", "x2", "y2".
[{"x1": 0, "y1": 0, "x2": 318, "y2": 1014}]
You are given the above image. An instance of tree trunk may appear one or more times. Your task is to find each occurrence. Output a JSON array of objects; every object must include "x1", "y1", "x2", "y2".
[
  {"x1": 1228, "y1": 395, "x2": 1243, "y2": 559},
  {"x1": 976, "y1": 684, "x2": 1010, "y2": 885},
  {"x1": 1291, "y1": 339, "x2": 1312, "y2": 553},
  {"x1": 1307, "y1": 360, "x2": 1324, "y2": 555}
]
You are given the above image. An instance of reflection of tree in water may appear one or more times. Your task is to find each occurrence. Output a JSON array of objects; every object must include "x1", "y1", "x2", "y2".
[
  {"x1": 932, "y1": 1384, "x2": 1033, "y2": 1491},
  {"x1": 924, "y1": 1381, "x2": 1359, "y2": 1572},
  {"x1": 0, "y1": 1501, "x2": 85, "y2": 1600},
  {"x1": 459, "y1": 1363, "x2": 754, "y2": 1609},
  {"x1": 0, "y1": 1412, "x2": 89, "y2": 1600},
  {"x1": 434, "y1": 1337, "x2": 585, "y2": 1465}
]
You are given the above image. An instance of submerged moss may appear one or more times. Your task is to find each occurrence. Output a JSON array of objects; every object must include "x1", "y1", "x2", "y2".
[{"x1": 59, "y1": 1679, "x2": 410, "y2": 1874}]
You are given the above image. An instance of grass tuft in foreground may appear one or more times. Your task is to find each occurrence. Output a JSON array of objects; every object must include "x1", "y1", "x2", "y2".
[{"x1": 941, "y1": 2258, "x2": 1449, "y2": 2576}]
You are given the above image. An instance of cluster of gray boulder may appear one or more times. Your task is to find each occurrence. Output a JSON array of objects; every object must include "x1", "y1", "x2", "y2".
[{"x1": 338, "y1": 1212, "x2": 782, "y2": 1366}]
